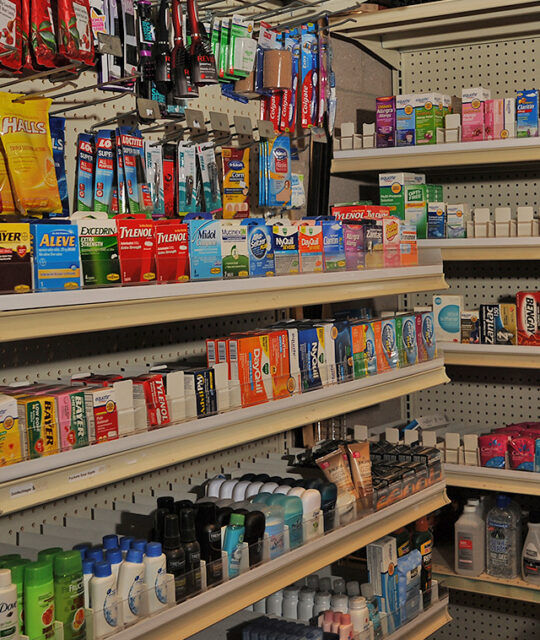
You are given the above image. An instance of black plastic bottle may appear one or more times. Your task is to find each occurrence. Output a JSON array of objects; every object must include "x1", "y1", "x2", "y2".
[
  {"x1": 216, "y1": 506, "x2": 232, "y2": 529},
  {"x1": 178, "y1": 508, "x2": 202, "y2": 594},
  {"x1": 243, "y1": 510, "x2": 266, "y2": 568},
  {"x1": 157, "y1": 496, "x2": 174, "y2": 512},
  {"x1": 162, "y1": 514, "x2": 187, "y2": 602},
  {"x1": 196, "y1": 502, "x2": 223, "y2": 585},
  {"x1": 175, "y1": 500, "x2": 195, "y2": 514},
  {"x1": 153, "y1": 507, "x2": 170, "y2": 544}
]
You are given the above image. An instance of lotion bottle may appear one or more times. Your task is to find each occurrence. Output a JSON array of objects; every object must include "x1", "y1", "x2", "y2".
[{"x1": 0, "y1": 569, "x2": 17, "y2": 640}]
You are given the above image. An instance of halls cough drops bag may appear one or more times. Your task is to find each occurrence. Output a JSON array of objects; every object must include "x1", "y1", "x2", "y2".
[{"x1": 0, "y1": 93, "x2": 62, "y2": 214}]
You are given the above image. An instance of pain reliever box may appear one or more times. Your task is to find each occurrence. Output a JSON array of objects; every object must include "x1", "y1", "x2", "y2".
[
  {"x1": 17, "y1": 396, "x2": 60, "y2": 458},
  {"x1": 0, "y1": 222, "x2": 32, "y2": 293},
  {"x1": 115, "y1": 215, "x2": 156, "y2": 283},
  {"x1": 154, "y1": 220, "x2": 189, "y2": 282},
  {"x1": 433, "y1": 295, "x2": 463, "y2": 342},
  {"x1": 517, "y1": 291, "x2": 540, "y2": 345},
  {"x1": 83, "y1": 386, "x2": 119, "y2": 443},
  {"x1": 77, "y1": 216, "x2": 121, "y2": 287},
  {"x1": 189, "y1": 219, "x2": 222, "y2": 280},
  {"x1": 462, "y1": 87, "x2": 490, "y2": 142},
  {"x1": 0, "y1": 393, "x2": 26, "y2": 466},
  {"x1": 32, "y1": 223, "x2": 81, "y2": 291},
  {"x1": 50, "y1": 388, "x2": 89, "y2": 451}
]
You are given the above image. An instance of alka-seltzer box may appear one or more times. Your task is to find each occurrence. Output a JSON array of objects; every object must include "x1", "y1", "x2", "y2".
[
  {"x1": 322, "y1": 221, "x2": 346, "y2": 272},
  {"x1": 427, "y1": 203, "x2": 447, "y2": 239},
  {"x1": 517, "y1": 90, "x2": 540, "y2": 138},
  {"x1": 154, "y1": 220, "x2": 189, "y2": 283},
  {"x1": 31, "y1": 223, "x2": 81, "y2": 291},
  {"x1": 416, "y1": 311, "x2": 436, "y2": 362},
  {"x1": 376, "y1": 96, "x2": 396, "y2": 148},
  {"x1": 379, "y1": 173, "x2": 425, "y2": 219},
  {"x1": 395, "y1": 315, "x2": 418, "y2": 366},
  {"x1": 343, "y1": 223, "x2": 365, "y2": 271},
  {"x1": 0, "y1": 394, "x2": 25, "y2": 466},
  {"x1": 17, "y1": 396, "x2": 59, "y2": 458},
  {"x1": 189, "y1": 219, "x2": 222, "y2": 280},
  {"x1": 433, "y1": 294, "x2": 463, "y2": 342},
  {"x1": 0, "y1": 222, "x2": 32, "y2": 293},
  {"x1": 396, "y1": 95, "x2": 416, "y2": 146},
  {"x1": 374, "y1": 318, "x2": 399, "y2": 371},
  {"x1": 480, "y1": 304, "x2": 517, "y2": 345},
  {"x1": 115, "y1": 214, "x2": 156, "y2": 283},
  {"x1": 247, "y1": 224, "x2": 275, "y2": 277},
  {"x1": 83, "y1": 386, "x2": 119, "y2": 443},
  {"x1": 298, "y1": 225, "x2": 323, "y2": 273},
  {"x1": 446, "y1": 204, "x2": 470, "y2": 238},
  {"x1": 77, "y1": 217, "x2": 121, "y2": 287},
  {"x1": 273, "y1": 226, "x2": 299, "y2": 275},
  {"x1": 461, "y1": 87, "x2": 491, "y2": 142},
  {"x1": 230, "y1": 334, "x2": 272, "y2": 407},
  {"x1": 51, "y1": 388, "x2": 89, "y2": 451},
  {"x1": 415, "y1": 93, "x2": 444, "y2": 145},
  {"x1": 517, "y1": 292, "x2": 540, "y2": 345},
  {"x1": 221, "y1": 222, "x2": 249, "y2": 278},
  {"x1": 485, "y1": 99, "x2": 506, "y2": 140}
]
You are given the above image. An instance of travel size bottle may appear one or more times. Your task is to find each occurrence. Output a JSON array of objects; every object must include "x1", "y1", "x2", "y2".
[
  {"x1": 162, "y1": 514, "x2": 186, "y2": 602},
  {"x1": 195, "y1": 503, "x2": 223, "y2": 586},
  {"x1": 178, "y1": 508, "x2": 201, "y2": 594},
  {"x1": 0, "y1": 569, "x2": 17, "y2": 640},
  {"x1": 24, "y1": 561, "x2": 55, "y2": 640}
]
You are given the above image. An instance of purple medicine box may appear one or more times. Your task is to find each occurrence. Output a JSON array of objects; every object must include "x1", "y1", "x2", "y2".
[{"x1": 376, "y1": 96, "x2": 396, "y2": 147}]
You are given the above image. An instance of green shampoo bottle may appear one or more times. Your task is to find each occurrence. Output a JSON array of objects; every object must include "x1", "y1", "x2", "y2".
[
  {"x1": 54, "y1": 551, "x2": 85, "y2": 640},
  {"x1": 24, "y1": 561, "x2": 55, "y2": 640}
]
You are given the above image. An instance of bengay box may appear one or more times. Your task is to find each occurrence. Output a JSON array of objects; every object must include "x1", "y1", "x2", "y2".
[
  {"x1": 298, "y1": 225, "x2": 323, "y2": 273},
  {"x1": 221, "y1": 222, "x2": 249, "y2": 278},
  {"x1": 154, "y1": 220, "x2": 189, "y2": 282},
  {"x1": 322, "y1": 221, "x2": 346, "y2": 272},
  {"x1": 273, "y1": 226, "x2": 299, "y2": 275},
  {"x1": 246, "y1": 223, "x2": 275, "y2": 277},
  {"x1": 76, "y1": 216, "x2": 121, "y2": 286},
  {"x1": 115, "y1": 214, "x2": 156, "y2": 283},
  {"x1": 517, "y1": 291, "x2": 540, "y2": 345},
  {"x1": 189, "y1": 219, "x2": 222, "y2": 280},
  {"x1": 31, "y1": 223, "x2": 81, "y2": 290},
  {"x1": 0, "y1": 222, "x2": 32, "y2": 292}
]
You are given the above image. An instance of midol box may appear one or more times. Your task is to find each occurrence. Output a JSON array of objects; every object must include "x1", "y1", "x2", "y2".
[
  {"x1": 376, "y1": 96, "x2": 396, "y2": 147},
  {"x1": 0, "y1": 222, "x2": 32, "y2": 293},
  {"x1": 246, "y1": 223, "x2": 275, "y2": 277},
  {"x1": 433, "y1": 294, "x2": 463, "y2": 342},
  {"x1": 427, "y1": 203, "x2": 447, "y2": 239},
  {"x1": 77, "y1": 216, "x2": 121, "y2": 286},
  {"x1": 379, "y1": 173, "x2": 425, "y2": 219},
  {"x1": 446, "y1": 204, "x2": 470, "y2": 238},
  {"x1": 32, "y1": 223, "x2": 81, "y2": 290},
  {"x1": 298, "y1": 225, "x2": 323, "y2": 273},
  {"x1": 273, "y1": 226, "x2": 299, "y2": 275},
  {"x1": 462, "y1": 87, "x2": 490, "y2": 141},
  {"x1": 221, "y1": 222, "x2": 249, "y2": 278},
  {"x1": 396, "y1": 95, "x2": 416, "y2": 146},
  {"x1": 517, "y1": 90, "x2": 539, "y2": 137},
  {"x1": 189, "y1": 219, "x2": 222, "y2": 280},
  {"x1": 415, "y1": 94, "x2": 444, "y2": 145},
  {"x1": 322, "y1": 221, "x2": 346, "y2": 272}
]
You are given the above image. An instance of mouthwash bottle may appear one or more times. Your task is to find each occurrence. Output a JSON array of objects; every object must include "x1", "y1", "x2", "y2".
[{"x1": 486, "y1": 494, "x2": 521, "y2": 579}]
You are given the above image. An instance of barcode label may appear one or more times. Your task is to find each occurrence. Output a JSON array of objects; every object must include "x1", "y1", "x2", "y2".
[
  {"x1": 218, "y1": 340, "x2": 227, "y2": 363},
  {"x1": 207, "y1": 340, "x2": 216, "y2": 365}
]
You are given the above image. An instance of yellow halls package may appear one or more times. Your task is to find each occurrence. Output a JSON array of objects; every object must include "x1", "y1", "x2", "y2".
[{"x1": 0, "y1": 93, "x2": 62, "y2": 214}]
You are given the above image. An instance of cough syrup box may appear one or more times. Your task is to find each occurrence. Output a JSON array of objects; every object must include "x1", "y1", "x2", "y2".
[
  {"x1": 222, "y1": 222, "x2": 249, "y2": 278},
  {"x1": 154, "y1": 220, "x2": 189, "y2": 282},
  {"x1": 0, "y1": 393, "x2": 26, "y2": 466},
  {"x1": 132, "y1": 374, "x2": 171, "y2": 428},
  {"x1": 396, "y1": 95, "x2": 415, "y2": 146},
  {"x1": 115, "y1": 215, "x2": 156, "y2": 283},
  {"x1": 273, "y1": 226, "x2": 299, "y2": 275},
  {"x1": 343, "y1": 224, "x2": 365, "y2": 270},
  {"x1": 0, "y1": 222, "x2": 32, "y2": 293},
  {"x1": 298, "y1": 225, "x2": 323, "y2": 273},
  {"x1": 50, "y1": 388, "x2": 89, "y2": 451},
  {"x1": 83, "y1": 386, "x2": 119, "y2": 442},
  {"x1": 322, "y1": 221, "x2": 346, "y2": 272},
  {"x1": 517, "y1": 90, "x2": 539, "y2": 138},
  {"x1": 246, "y1": 224, "x2": 275, "y2": 277},
  {"x1": 77, "y1": 217, "x2": 121, "y2": 286},
  {"x1": 17, "y1": 396, "x2": 60, "y2": 458},
  {"x1": 230, "y1": 334, "x2": 273, "y2": 407},
  {"x1": 268, "y1": 330, "x2": 294, "y2": 399},
  {"x1": 297, "y1": 325, "x2": 326, "y2": 392},
  {"x1": 416, "y1": 312, "x2": 436, "y2": 361},
  {"x1": 517, "y1": 291, "x2": 540, "y2": 345},
  {"x1": 189, "y1": 219, "x2": 222, "y2": 280},
  {"x1": 376, "y1": 96, "x2": 396, "y2": 147},
  {"x1": 31, "y1": 223, "x2": 81, "y2": 290}
]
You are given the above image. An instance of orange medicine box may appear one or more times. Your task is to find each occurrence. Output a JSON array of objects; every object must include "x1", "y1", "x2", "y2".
[
  {"x1": 268, "y1": 330, "x2": 294, "y2": 399},
  {"x1": 229, "y1": 334, "x2": 273, "y2": 407},
  {"x1": 298, "y1": 225, "x2": 324, "y2": 273}
]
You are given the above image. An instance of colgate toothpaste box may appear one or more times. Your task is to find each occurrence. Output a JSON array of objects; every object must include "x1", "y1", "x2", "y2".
[
  {"x1": 517, "y1": 291, "x2": 540, "y2": 345},
  {"x1": 115, "y1": 214, "x2": 156, "y2": 283},
  {"x1": 154, "y1": 220, "x2": 189, "y2": 283}
]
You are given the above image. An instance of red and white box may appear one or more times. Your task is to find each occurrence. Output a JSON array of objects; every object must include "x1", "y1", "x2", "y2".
[
  {"x1": 115, "y1": 214, "x2": 156, "y2": 283},
  {"x1": 132, "y1": 374, "x2": 171, "y2": 429},
  {"x1": 517, "y1": 291, "x2": 540, "y2": 345},
  {"x1": 83, "y1": 386, "x2": 119, "y2": 443},
  {"x1": 154, "y1": 220, "x2": 189, "y2": 283}
]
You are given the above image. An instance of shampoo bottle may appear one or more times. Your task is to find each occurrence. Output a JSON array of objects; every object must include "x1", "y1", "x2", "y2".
[
  {"x1": 53, "y1": 551, "x2": 85, "y2": 640},
  {"x1": 24, "y1": 561, "x2": 55, "y2": 640},
  {"x1": 117, "y1": 549, "x2": 145, "y2": 624},
  {"x1": 102, "y1": 535, "x2": 119, "y2": 551},
  {"x1": 144, "y1": 542, "x2": 168, "y2": 612},
  {"x1": 106, "y1": 549, "x2": 123, "y2": 586},
  {"x1": 82, "y1": 560, "x2": 93, "y2": 608},
  {"x1": 162, "y1": 514, "x2": 186, "y2": 602},
  {"x1": 90, "y1": 562, "x2": 118, "y2": 639},
  {"x1": 0, "y1": 569, "x2": 18, "y2": 640},
  {"x1": 178, "y1": 508, "x2": 202, "y2": 594},
  {"x1": 195, "y1": 502, "x2": 223, "y2": 586},
  {"x1": 223, "y1": 513, "x2": 245, "y2": 578}
]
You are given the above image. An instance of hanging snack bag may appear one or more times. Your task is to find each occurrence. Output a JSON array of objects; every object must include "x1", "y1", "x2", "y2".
[
  {"x1": 56, "y1": 0, "x2": 95, "y2": 65},
  {"x1": 20, "y1": 0, "x2": 34, "y2": 70},
  {"x1": 30, "y1": 0, "x2": 58, "y2": 68},
  {"x1": 0, "y1": 149, "x2": 16, "y2": 214},
  {"x1": 0, "y1": 0, "x2": 22, "y2": 71},
  {"x1": 0, "y1": 94, "x2": 62, "y2": 214}
]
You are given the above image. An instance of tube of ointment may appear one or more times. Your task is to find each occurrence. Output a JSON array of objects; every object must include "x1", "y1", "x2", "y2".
[
  {"x1": 315, "y1": 445, "x2": 357, "y2": 502},
  {"x1": 346, "y1": 441, "x2": 373, "y2": 510}
]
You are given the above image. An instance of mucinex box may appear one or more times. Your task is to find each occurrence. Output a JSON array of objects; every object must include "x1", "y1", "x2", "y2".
[
  {"x1": 32, "y1": 223, "x2": 81, "y2": 290},
  {"x1": 221, "y1": 222, "x2": 249, "y2": 278},
  {"x1": 189, "y1": 219, "x2": 222, "y2": 280},
  {"x1": 433, "y1": 295, "x2": 463, "y2": 342}
]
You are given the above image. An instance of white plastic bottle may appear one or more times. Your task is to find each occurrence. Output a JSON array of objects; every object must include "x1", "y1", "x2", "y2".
[
  {"x1": 90, "y1": 562, "x2": 118, "y2": 639},
  {"x1": 282, "y1": 585, "x2": 299, "y2": 619},
  {"x1": 144, "y1": 542, "x2": 168, "y2": 612},
  {"x1": 313, "y1": 590, "x2": 331, "y2": 616},
  {"x1": 349, "y1": 596, "x2": 371, "y2": 639},
  {"x1": 83, "y1": 559, "x2": 93, "y2": 608},
  {"x1": 455, "y1": 504, "x2": 485, "y2": 576},
  {"x1": 0, "y1": 569, "x2": 18, "y2": 640},
  {"x1": 486, "y1": 494, "x2": 521, "y2": 579},
  {"x1": 522, "y1": 511, "x2": 540, "y2": 584},
  {"x1": 117, "y1": 549, "x2": 145, "y2": 624},
  {"x1": 266, "y1": 589, "x2": 283, "y2": 616},
  {"x1": 297, "y1": 587, "x2": 315, "y2": 622},
  {"x1": 106, "y1": 549, "x2": 123, "y2": 587},
  {"x1": 330, "y1": 593, "x2": 348, "y2": 614}
]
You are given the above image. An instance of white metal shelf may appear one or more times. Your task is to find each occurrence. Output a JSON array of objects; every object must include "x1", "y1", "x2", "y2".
[
  {"x1": 386, "y1": 594, "x2": 451, "y2": 640},
  {"x1": 332, "y1": 138, "x2": 540, "y2": 173},
  {"x1": 418, "y1": 238, "x2": 540, "y2": 262},
  {"x1": 0, "y1": 358, "x2": 448, "y2": 516},
  {"x1": 0, "y1": 260, "x2": 446, "y2": 341},
  {"x1": 440, "y1": 343, "x2": 540, "y2": 369},
  {"x1": 107, "y1": 483, "x2": 450, "y2": 640},
  {"x1": 444, "y1": 464, "x2": 540, "y2": 496}
]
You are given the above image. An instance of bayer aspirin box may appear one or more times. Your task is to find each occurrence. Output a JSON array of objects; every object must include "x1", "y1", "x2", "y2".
[
  {"x1": 433, "y1": 295, "x2": 463, "y2": 342},
  {"x1": 189, "y1": 219, "x2": 222, "y2": 280}
]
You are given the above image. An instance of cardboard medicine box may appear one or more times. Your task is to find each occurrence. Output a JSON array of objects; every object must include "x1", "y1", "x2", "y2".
[
  {"x1": 189, "y1": 219, "x2": 222, "y2": 280},
  {"x1": 32, "y1": 223, "x2": 81, "y2": 291},
  {"x1": 221, "y1": 222, "x2": 249, "y2": 278},
  {"x1": 462, "y1": 87, "x2": 491, "y2": 141},
  {"x1": 154, "y1": 220, "x2": 189, "y2": 282},
  {"x1": 17, "y1": 395, "x2": 59, "y2": 458},
  {"x1": 77, "y1": 217, "x2": 121, "y2": 286},
  {"x1": 379, "y1": 173, "x2": 425, "y2": 219},
  {"x1": 322, "y1": 221, "x2": 346, "y2": 272},
  {"x1": 415, "y1": 93, "x2": 444, "y2": 145},
  {"x1": 396, "y1": 95, "x2": 416, "y2": 146},
  {"x1": 517, "y1": 90, "x2": 539, "y2": 137},
  {"x1": 0, "y1": 393, "x2": 26, "y2": 466},
  {"x1": 272, "y1": 226, "x2": 299, "y2": 275},
  {"x1": 230, "y1": 334, "x2": 273, "y2": 407},
  {"x1": 298, "y1": 225, "x2": 323, "y2": 273},
  {"x1": 517, "y1": 291, "x2": 540, "y2": 345},
  {"x1": 246, "y1": 223, "x2": 275, "y2": 277},
  {"x1": 376, "y1": 96, "x2": 396, "y2": 147},
  {"x1": 115, "y1": 215, "x2": 156, "y2": 283},
  {"x1": 433, "y1": 294, "x2": 463, "y2": 342},
  {"x1": 0, "y1": 222, "x2": 32, "y2": 293}
]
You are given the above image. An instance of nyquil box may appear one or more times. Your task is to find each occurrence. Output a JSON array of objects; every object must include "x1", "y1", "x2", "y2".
[{"x1": 189, "y1": 220, "x2": 222, "y2": 280}]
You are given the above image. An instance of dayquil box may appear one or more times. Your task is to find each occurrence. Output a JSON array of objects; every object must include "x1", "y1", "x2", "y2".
[
  {"x1": 0, "y1": 394, "x2": 25, "y2": 466},
  {"x1": 83, "y1": 386, "x2": 119, "y2": 442},
  {"x1": 415, "y1": 93, "x2": 444, "y2": 145},
  {"x1": 298, "y1": 225, "x2": 323, "y2": 273},
  {"x1": 189, "y1": 219, "x2": 222, "y2": 280},
  {"x1": 221, "y1": 222, "x2": 249, "y2": 278},
  {"x1": 396, "y1": 95, "x2": 416, "y2": 146},
  {"x1": 0, "y1": 222, "x2": 32, "y2": 293},
  {"x1": 76, "y1": 216, "x2": 121, "y2": 286},
  {"x1": 230, "y1": 334, "x2": 272, "y2": 407},
  {"x1": 17, "y1": 396, "x2": 59, "y2": 458},
  {"x1": 115, "y1": 214, "x2": 156, "y2": 283},
  {"x1": 379, "y1": 173, "x2": 425, "y2": 219},
  {"x1": 154, "y1": 220, "x2": 189, "y2": 282},
  {"x1": 462, "y1": 87, "x2": 491, "y2": 142},
  {"x1": 31, "y1": 223, "x2": 81, "y2": 290},
  {"x1": 517, "y1": 90, "x2": 539, "y2": 137},
  {"x1": 376, "y1": 96, "x2": 396, "y2": 147}
]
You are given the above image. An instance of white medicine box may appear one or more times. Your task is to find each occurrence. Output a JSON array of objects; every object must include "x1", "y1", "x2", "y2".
[{"x1": 433, "y1": 294, "x2": 463, "y2": 342}]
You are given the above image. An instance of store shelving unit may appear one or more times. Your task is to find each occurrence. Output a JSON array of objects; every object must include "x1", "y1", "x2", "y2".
[
  {"x1": 444, "y1": 464, "x2": 540, "y2": 496},
  {"x1": 0, "y1": 358, "x2": 448, "y2": 515},
  {"x1": 0, "y1": 259, "x2": 446, "y2": 341},
  {"x1": 440, "y1": 343, "x2": 540, "y2": 369},
  {"x1": 102, "y1": 483, "x2": 450, "y2": 640},
  {"x1": 418, "y1": 238, "x2": 540, "y2": 262},
  {"x1": 433, "y1": 548, "x2": 540, "y2": 604},
  {"x1": 386, "y1": 594, "x2": 451, "y2": 640}
]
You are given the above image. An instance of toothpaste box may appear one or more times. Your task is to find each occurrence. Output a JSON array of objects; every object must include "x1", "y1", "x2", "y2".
[
  {"x1": 246, "y1": 223, "x2": 275, "y2": 277},
  {"x1": 350, "y1": 322, "x2": 368, "y2": 379},
  {"x1": 51, "y1": 388, "x2": 89, "y2": 451},
  {"x1": 273, "y1": 226, "x2": 299, "y2": 275},
  {"x1": 83, "y1": 386, "x2": 119, "y2": 443},
  {"x1": 446, "y1": 204, "x2": 470, "y2": 238},
  {"x1": 376, "y1": 96, "x2": 396, "y2": 147},
  {"x1": 517, "y1": 90, "x2": 539, "y2": 137},
  {"x1": 230, "y1": 334, "x2": 272, "y2": 407},
  {"x1": 343, "y1": 224, "x2": 365, "y2": 270},
  {"x1": 461, "y1": 310, "x2": 479, "y2": 344},
  {"x1": 221, "y1": 222, "x2": 249, "y2": 278},
  {"x1": 189, "y1": 219, "x2": 222, "y2": 280},
  {"x1": 379, "y1": 173, "x2": 425, "y2": 219},
  {"x1": 0, "y1": 222, "x2": 32, "y2": 293},
  {"x1": 17, "y1": 395, "x2": 59, "y2": 458},
  {"x1": 427, "y1": 203, "x2": 447, "y2": 239},
  {"x1": 462, "y1": 87, "x2": 491, "y2": 141},
  {"x1": 395, "y1": 315, "x2": 418, "y2": 366},
  {"x1": 77, "y1": 217, "x2": 121, "y2": 286},
  {"x1": 115, "y1": 214, "x2": 156, "y2": 283},
  {"x1": 485, "y1": 99, "x2": 505, "y2": 140},
  {"x1": 0, "y1": 394, "x2": 26, "y2": 465},
  {"x1": 382, "y1": 218, "x2": 400, "y2": 267},
  {"x1": 433, "y1": 294, "x2": 463, "y2": 342},
  {"x1": 154, "y1": 220, "x2": 189, "y2": 282},
  {"x1": 517, "y1": 291, "x2": 540, "y2": 345},
  {"x1": 268, "y1": 329, "x2": 294, "y2": 399},
  {"x1": 322, "y1": 221, "x2": 346, "y2": 271},
  {"x1": 298, "y1": 225, "x2": 323, "y2": 273},
  {"x1": 365, "y1": 322, "x2": 378, "y2": 375},
  {"x1": 31, "y1": 223, "x2": 81, "y2": 290},
  {"x1": 132, "y1": 374, "x2": 171, "y2": 428},
  {"x1": 417, "y1": 312, "x2": 436, "y2": 361},
  {"x1": 365, "y1": 221, "x2": 384, "y2": 269},
  {"x1": 400, "y1": 224, "x2": 418, "y2": 267},
  {"x1": 396, "y1": 95, "x2": 416, "y2": 146},
  {"x1": 415, "y1": 93, "x2": 444, "y2": 145},
  {"x1": 297, "y1": 325, "x2": 325, "y2": 391}
]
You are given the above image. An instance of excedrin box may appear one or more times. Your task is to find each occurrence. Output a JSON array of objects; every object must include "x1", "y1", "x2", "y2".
[
  {"x1": 115, "y1": 214, "x2": 156, "y2": 283},
  {"x1": 517, "y1": 291, "x2": 540, "y2": 345},
  {"x1": 0, "y1": 222, "x2": 32, "y2": 292},
  {"x1": 154, "y1": 220, "x2": 189, "y2": 282},
  {"x1": 77, "y1": 217, "x2": 121, "y2": 286}
]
